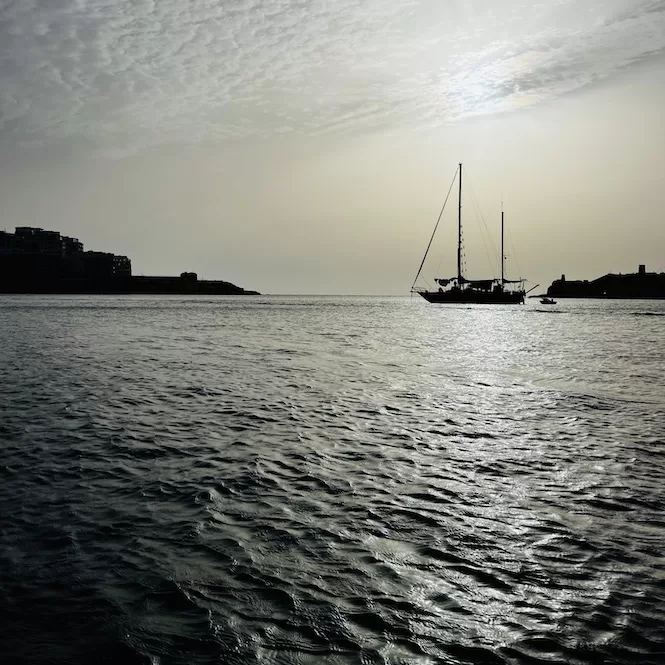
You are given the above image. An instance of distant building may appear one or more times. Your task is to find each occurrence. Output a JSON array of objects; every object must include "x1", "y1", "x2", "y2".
[
  {"x1": 547, "y1": 265, "x2": 665, "y2": 299},
  {"x1": 62, "y1": 236, "x2": 84, "y2": 256},
  {"x1": 0, "y1": 226, "x2": 258, "y2": 295},
  {"x1": 0, "y1": 231, "x2": 17, "y2": 253},
  {"x1": 70, "y1": 251, "x2": 132, "y2": 279},
  {"x1": 0, "y1": 226, "x2": 131, "y2": 292}
]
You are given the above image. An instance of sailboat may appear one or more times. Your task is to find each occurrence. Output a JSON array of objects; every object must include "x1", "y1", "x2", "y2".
[{"x1": 412, "y1": 163, "x2": 526, "y2": 304}]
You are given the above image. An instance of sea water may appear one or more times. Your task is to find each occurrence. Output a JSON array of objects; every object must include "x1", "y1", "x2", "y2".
[{"x1": 1, "y1": 295, "x2": 664, "y2": 664}]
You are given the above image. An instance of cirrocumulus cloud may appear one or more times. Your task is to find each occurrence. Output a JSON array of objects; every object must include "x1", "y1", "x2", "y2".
[{"x1": 0, "y1": 0, "x2": 663, "y2": 154}]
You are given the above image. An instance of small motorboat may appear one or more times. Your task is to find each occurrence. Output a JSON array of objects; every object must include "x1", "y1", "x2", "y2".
[{"x1": 540, "y1": 297, "x2": 557, "y2": 305}]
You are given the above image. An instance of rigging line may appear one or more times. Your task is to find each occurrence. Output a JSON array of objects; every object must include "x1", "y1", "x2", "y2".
[
  {"x1": 411, "y1": 166, "x2": 459, "y2": 291},
  {"x1": 466, "y1": 167, "x2": 499, "y2": 279},
  {"x1": 472, "y1": 182, "x2": 499, "y2": 269},
  {"x1": 466, "y1": 167, "x2": 498, "y2": 260},
  {"x1": 508, "y1": 230, "x2": 523, "y2": 280},
  {"x1": 434, "y1": 249, "x2": 444, "y2": 280},
  {"x1": 473, "y1": 194, "x2": 496, "y2": 279}
]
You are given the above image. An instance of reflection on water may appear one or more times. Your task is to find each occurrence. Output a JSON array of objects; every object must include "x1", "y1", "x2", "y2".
[{"x1": 0, "y1": 295, "x2": 664, "y2": 664}]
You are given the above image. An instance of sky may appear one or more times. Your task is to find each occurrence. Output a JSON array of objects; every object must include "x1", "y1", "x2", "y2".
[{"x1": 1, "y1": 0, "x2": 664, "y2": 294}]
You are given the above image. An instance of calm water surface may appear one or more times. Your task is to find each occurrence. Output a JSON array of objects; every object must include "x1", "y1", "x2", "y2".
[{"x1": 1, "y1": 295, "x2": 664, "y2": 664}]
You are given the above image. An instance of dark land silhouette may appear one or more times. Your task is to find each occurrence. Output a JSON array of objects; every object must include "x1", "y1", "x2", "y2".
[
  {"x1": 0, "y1": 227, "x2": 259, "y2": 295},
  {"x1": 547, "y1": 265, "x2": 665, "y2": 299}
]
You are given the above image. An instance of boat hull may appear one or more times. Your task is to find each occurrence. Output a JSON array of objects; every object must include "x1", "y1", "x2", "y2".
[{"x1": 418, "y1": 289, "x2": 524, "y2": 304}]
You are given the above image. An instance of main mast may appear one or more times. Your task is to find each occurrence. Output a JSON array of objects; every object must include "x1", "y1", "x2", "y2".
[{"x1": 457, "y1": 163, "x2": 462, "y2": 281}]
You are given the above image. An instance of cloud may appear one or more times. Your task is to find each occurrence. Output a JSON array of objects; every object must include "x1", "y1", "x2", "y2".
[{"x1": 0, "y1": 0, "x2": 663, "y2": 154}]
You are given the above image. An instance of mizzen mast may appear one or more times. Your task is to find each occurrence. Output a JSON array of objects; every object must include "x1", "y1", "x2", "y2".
[
  {"x1": 457, "y1": 162, "x2": 463, "y2": 282},
  {"x1": 501, "y1": 205, "x2": 505, "y2": 285}
]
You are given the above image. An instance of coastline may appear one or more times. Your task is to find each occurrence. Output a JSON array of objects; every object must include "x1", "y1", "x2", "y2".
[{"x1": 0, "y1": 275, "x2": 259, "y2": 295}]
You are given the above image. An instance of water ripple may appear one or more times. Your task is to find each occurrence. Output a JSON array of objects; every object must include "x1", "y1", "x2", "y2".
[{"x1": 1, "y1": 295, "x2": 664, "y2": 664}]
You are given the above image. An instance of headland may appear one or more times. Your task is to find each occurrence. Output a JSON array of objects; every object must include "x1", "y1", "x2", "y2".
[
  {"x1": 546, "y1": 265, "x2": 665, "y2": 299},
  {"x1": 0, "y1": 227, "x2": 259, "y2": 295}
]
